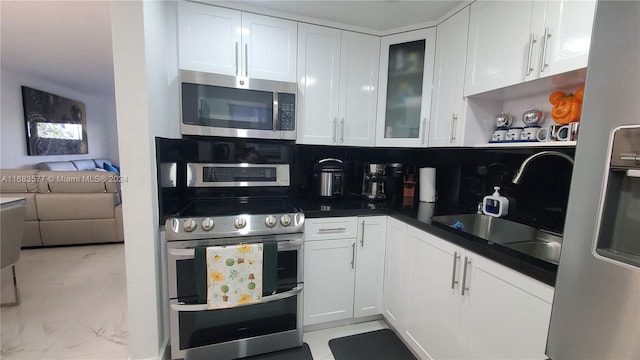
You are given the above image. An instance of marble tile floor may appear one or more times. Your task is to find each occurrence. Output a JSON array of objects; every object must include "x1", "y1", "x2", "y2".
[
  {"x1": 1, "y1": 243, "x2": 128, "y2": 360},
  {"x1": 0, "y1": 243, "x2": 387, "y2": 360}
]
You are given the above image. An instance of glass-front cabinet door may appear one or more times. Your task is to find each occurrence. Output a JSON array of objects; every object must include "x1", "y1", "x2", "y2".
[{"x1": 376, "y1": 28, "x2": 436, "y2": 147}]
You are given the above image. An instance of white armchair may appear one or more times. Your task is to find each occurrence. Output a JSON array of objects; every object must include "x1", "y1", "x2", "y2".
[{"x1": 1, "y1": 198, "x2": 26, "y2": 306}]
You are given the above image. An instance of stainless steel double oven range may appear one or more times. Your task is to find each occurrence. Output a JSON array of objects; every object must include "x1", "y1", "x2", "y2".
[{"x1": 159, "y1": 138, "x2": 304, "y2": 360}]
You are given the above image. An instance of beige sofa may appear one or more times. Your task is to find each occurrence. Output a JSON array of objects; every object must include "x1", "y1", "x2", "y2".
[{"x1": 0, "y1": 159, "x2": 124, "y2": 247}]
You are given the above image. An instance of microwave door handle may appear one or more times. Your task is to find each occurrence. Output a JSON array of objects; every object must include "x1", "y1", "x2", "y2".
[
  {"x1": 170, "y1": 286, "x2": 303, "y2": 312},
  {"x1": 273, "y1": 92, "x2": 279, "y2": 131}
]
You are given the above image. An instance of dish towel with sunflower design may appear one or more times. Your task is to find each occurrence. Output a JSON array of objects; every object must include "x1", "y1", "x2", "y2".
[{"x1": 205, "y1": 243, "x2": 263, "y2": 309}]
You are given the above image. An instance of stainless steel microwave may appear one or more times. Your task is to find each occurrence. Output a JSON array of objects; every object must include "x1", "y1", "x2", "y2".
[{"x1": 180, "y1": 70, "x2": 297, "y2": 140}]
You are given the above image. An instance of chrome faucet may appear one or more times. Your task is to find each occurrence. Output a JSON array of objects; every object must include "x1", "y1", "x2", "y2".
[{"x1": 512, "y1": 151, "x2": 574, "y2": 184}]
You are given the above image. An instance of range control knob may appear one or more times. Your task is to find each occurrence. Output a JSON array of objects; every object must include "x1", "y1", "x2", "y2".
[
  {"x1": 183, "y1": 219, "x2": 197, "y2": 232},
  {"x1": 265, "y1": 215, "x2": 277, "y2": 228},
  {"x1": 280, "y1": 214, "x2": 292, "y2": 227},
  {"x1": 201, "y1": 218, "x2": 215, "y2": 231},
  {"x1": 234, "y1": 217, "x2": 247, "y2": 229}
]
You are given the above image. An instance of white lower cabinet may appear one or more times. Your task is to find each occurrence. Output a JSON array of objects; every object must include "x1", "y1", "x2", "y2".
[
  {"x1": 382, "y1": 217, "x2": 409, "y2": 330},
  {"x1": 456, "y1": 254, "x2": 554, "y2": 359},
  {"x1": 404, "y1": 226, "x2": 463, "y2": 359},
  {"x1": 304, "y1": 238, "x2": 356, "y2": 325},
  {"x1": 384, "y1": 223, "x2": 554, "y2": 360},
  {"x1": 304, "y1": 216, "x2": 387, "y2": 326},
  {"x1": 353, "y1": 216, "x2": 387, "y2": 318}
]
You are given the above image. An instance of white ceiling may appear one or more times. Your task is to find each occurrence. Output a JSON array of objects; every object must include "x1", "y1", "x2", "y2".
[
  {"x1": 1, "y1": 0, "x2": 465, "y2": 99},
  {"x1": 213, "y1": 0, "x2": 467, "y2": 33},
  {"x1": 1, "y1": 0, "x2": 115, "y2": 98}
]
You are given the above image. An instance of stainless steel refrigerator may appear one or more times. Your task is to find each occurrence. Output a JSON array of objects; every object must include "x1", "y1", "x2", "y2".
[{"x1": 546, "y1": 1, "x2": 640, "y2": 359}]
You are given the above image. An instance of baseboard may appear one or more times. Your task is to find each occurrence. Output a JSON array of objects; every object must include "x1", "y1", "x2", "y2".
[{"x1": 303, "y1": 314, "x2": 384, "y2": 332}]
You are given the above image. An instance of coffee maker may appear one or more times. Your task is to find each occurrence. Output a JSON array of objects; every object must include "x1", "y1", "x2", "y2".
[{"x1": 362, "y1": 163, "x2": 386, "y2": 201}]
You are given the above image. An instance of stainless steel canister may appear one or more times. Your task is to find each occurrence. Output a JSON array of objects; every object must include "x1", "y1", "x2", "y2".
[{"x1": 314, "y1": 158, "x2": 344, "y2": 198}]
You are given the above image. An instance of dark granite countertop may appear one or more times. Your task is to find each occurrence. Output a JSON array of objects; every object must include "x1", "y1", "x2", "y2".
[{"x1": 293, "y1": 193, "x2": 557, "y2": 287}]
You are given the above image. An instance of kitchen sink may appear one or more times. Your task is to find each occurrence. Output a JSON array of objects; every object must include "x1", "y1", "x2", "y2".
[
  {"x1": 431, "y1": 213, "x2": 562, "y2": 264},
  {"x1": 502, "y1": 240, "x2": 562, "y2": 265}
]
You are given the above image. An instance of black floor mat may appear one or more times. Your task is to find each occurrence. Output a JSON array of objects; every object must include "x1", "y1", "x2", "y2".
[
  {"x1": 329, "y1": 329, "x2": 416, "y2": 360},
  {"x1": 240, "y1": 343, "x2": 313, "y2": 360}
]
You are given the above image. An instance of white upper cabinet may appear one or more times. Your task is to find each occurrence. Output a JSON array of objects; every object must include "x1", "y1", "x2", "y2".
[
  {"x1": 429, "y1": 7, "x2": 469, "y2": 147},
  {"x1": 376, "y1": 28, "x2": 436, "y2": 147},
  {"x1": 297, "y1": 24, "x2": 341, "y2": 145},
  {"x1": 339, "y1": 32, "x2": 380, "y2": 147},
  {"x1": 178, "y1": 3, "x2": 241, "y2": 77},
  {"x1": 241, "y1": 13, "x2": 297, "y2": 82},
  {"x1": 178, "y1": 2, "x2": 297, "y2": 82},
  {"x1": 297, "y1": 24, "x2": 379, "y2": 146},
  {"x1": 464, "y1": 0, "x2": 595, "y2": 96},
  {"x1": 538, "y1": 0, "x2": 596, "y2": 78}
]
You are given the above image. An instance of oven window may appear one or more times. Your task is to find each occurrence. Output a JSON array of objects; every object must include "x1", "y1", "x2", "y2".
[
  {"x1": 178, "y1": 295, "x2": 298, "y2": 350},
  {"x1": 277, "y1": 249, "x2": 298, "y2": 291},
  {"x1": 182, "y1": 83, "x2": 274, "y2": 130},
  {"x1": 175, "y1": 248, "x2": 299, "y2": 303}
]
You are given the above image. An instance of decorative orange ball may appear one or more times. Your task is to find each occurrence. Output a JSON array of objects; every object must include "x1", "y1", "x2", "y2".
[{"x1": 549, "y1": 86, "x2": 585, "y2": 124}]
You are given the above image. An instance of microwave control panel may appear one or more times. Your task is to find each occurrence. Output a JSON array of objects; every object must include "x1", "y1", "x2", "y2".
[{"x1": 278, "y1": 93, "x2": 296, "y2": 131}]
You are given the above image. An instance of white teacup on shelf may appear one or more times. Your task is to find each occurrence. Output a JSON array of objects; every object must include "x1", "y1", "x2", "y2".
[
  {"x1": 520, "y1": 126, "x2": 541, "y2": 141},
  {"x1": 491, "y1": 128, "x2": 508, "y2": 142},
  {"x1": 506, "y1": 127, "x2": 523, "y2": 141}
]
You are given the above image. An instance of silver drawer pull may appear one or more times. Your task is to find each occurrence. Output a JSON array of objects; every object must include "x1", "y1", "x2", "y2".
[
  {"x1": 461, "y1": 257, "x2": 471, "y2": 296},
  {"x1": 235, "y1": 42, "x2": 240, "y2": 76},
  {"x1": 351, "y1": 242, "x2": 355, "y2": 269},
  {"x1": 525, "y1": 33, "x2": 537, "y2": 76},
  {"x1": 540, "y1": 27, "x2": 551, "y2": 73},
  {"x1": 318, "y1": 227, "x2": 347, "y2": 233},
  {"x1": 451, "y1": 251, "x2": 460, "y2": 289},
  {"x1": 170, "y1": 286, "x2": 303, "y2": 312}
]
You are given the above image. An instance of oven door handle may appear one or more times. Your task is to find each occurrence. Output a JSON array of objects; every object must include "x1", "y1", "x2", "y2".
[
  {"x1": 168, "y1": 238, "x2": 303, "y2": 257},
  {"x1": 168, "y1": 248, "x2": 194, "y2": 258},
  {"x1": 170, "y1": 285, "x2": 303, "y2": 312}
]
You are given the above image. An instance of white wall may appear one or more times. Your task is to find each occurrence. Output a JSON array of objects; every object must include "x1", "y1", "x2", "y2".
[
  {"x1": 0, "y1": 67, "x2": 119, "y2": 168},
  {"x1": 111, "y1": 0, "x2": 179, "y2": 359}
]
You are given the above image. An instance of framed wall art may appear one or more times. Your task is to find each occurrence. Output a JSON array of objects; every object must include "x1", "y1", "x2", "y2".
[{"x1": 21, "y1": 86, "x2": 88, "y2": 156}]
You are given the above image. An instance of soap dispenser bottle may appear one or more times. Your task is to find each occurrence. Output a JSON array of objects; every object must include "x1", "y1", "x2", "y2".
[{"x1": 482, "y1": 186, "x2": 509, "y2": 217}]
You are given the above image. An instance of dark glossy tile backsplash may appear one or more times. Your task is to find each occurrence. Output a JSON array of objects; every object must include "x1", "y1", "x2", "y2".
[
  {"x1": 155, "y1": 136, "x2": 575, "y2": 233},
  {"x1": 293, "y1": 145, "x2": 575, "y2": 234}
]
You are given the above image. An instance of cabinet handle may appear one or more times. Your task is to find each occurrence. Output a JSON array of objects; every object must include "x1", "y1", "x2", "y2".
[
  {"x1": 340, "y1": 118, "x2": 345, "y2": 143},
  {"x1": 351, "y1": 242, "x2": 356, "y2": 269},
  {"x1": 235, "y1": 42, "x2": 239, "y2": 76},
  {"x1": 245, "y1": 44, "x2": 249, "y2": 76},
  {"x1": 525, "y1": 33, "x2": 537, "y2": 76},
  {"x1": 540, "y1": 27, "x2": 551, "y2": 73},
  {"x1": 333, "y1": 118, "x2": 338, "y2": 143},
  {"x1": 461, "y1": 256, "x2": 471, "y2": 296},
  {"x1": 450, "y1": 113, "x2": 458, "y2": 143},
  {"x1": 360, "y1": 221, "x2": 365, "y2": 247},
  {"x1": 451, "y1": 251, "x2": 460, "y2": 289},
  {"x1": 318, "y1": 227, "x2": 346, "y2": 233},
  {"x1": 421, "y1": 118, "x2": 427, "y2": 145}
]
